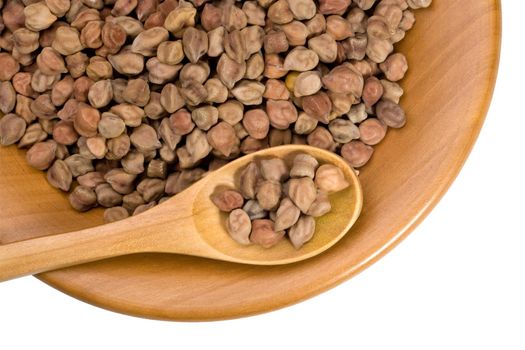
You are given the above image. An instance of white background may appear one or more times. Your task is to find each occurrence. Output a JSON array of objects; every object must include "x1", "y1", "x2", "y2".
[{"x1": 1, "y1": 2, "x2": 523, "y2": 349}]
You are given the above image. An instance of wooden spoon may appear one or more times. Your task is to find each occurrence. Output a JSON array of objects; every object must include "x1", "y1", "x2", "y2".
[{"x1": 0, "y1": 145, "x2": 362, "y2": 282}]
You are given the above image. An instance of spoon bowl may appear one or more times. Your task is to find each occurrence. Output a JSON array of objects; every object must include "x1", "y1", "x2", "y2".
[
  {"x1": 0, "y1": 145, "x2": 362, "y2": 281},
  {"x1": 193, "y1": 145, "x2": 362, "y2": 264}
]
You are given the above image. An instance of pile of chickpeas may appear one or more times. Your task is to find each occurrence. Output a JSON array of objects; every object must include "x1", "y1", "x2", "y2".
[{"x1": 0, "y1": 0, "x2": 431, "y2": 223}]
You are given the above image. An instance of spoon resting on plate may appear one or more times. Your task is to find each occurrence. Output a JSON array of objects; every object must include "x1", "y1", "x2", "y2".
[{"x1": 0, "y1": 145, "x2": 363, "y2": 282}]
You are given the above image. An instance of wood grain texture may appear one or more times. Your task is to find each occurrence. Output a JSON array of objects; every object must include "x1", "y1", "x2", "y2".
[
  {"x1": 0, "y1": 0, "x2": 501, "y2": 320},
  {"x1": 0, "y1": 146, "x2": 362, "y2": 281}
]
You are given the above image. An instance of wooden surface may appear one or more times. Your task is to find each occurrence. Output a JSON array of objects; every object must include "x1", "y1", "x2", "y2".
[
  {"x1": 0, "y1": 0, "x2": 501, "y2": 320},
  {"x1": 0, "y1": 146, "x2": 362, "y2": 281}
]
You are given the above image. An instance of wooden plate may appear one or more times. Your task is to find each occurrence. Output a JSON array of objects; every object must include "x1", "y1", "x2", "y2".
[{"x1": 0, "y1": 0, "x2": 501, "y2": 321}]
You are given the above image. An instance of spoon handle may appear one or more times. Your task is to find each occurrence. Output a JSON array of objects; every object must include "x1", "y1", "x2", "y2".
[
  {"x1": 0, "y1": 220, "x2": 144, "y2": 282},
  {"x1": 0, "y1": 191, "x2": 203, "y2": 282}
]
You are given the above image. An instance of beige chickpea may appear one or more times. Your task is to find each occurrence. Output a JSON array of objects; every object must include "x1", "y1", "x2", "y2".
[
  {"x1": 0, "y1": 53, "x2": 20, "y2": 81},
  {"x1": 264, "y1": 30, "x2": 289, "y2": 54},
  {"x1": 218, "y1": 100, "x2": 244, "y2": 125},
  {"x1": 290, "y1": 153, "x2": 319, "y2": 179},
  {"x1": 163, "y1": 1, "x2": 196, "y2": 34},
  {"x1": 301, "y1": 92, "x2": 333, "y2": 123},
  {"x1": 88, "y1": 79, "x2": 113, "y2": 108},
  {"x1": 380, "y1": 79, "x2": 404, "y2": 104},
  {"x1": 217, "y1": 53, "x2": 246, "y2": 89},
  {"x1": 179, "y1": 79, "x2": 208, "y2": 106},
  {"x1": 74, "y1": 104, "x2": 100, "y2": 137},
  {"x1": 206, "y1": 121, "x2": 238, "y2": 157},
  {"x1": 64, "y1": 154, "x2": 95, "y2": 177},
  {"x1": 12, "y1": 28, "x2": 40, "y2": 54},
  {"x1": 185, "y1": 128, "x2": 212, "y2": 163},
  {"x1": 305, "y1": 14, "x2": 326, "y2": 37},
  {"x1": 0, "y1": 81, "x2": 16, "y2": 114},
  {"x1": 201, "y1": 3, "x2": 222, "y2": 31},
  {"x1": 56, "y1": 99, "x2": 79, "y2": 122},
  {"x1": 104, "y1": 207, "x2": 129, "y2": 223},
  {"x1": 110, "y1": 103, "x2": 144, "y2": 127},
  {"x1": 306, "y1": 126, "x2": 335, "y2": 150},
  {"x1": 294, "y1": 112, "x2": 318, "y2": 135},
  {"x1": 366, "y1": 36, "x2": 394, "y2": 63},
  {"x1": 224, "y1": 29, "x2": 247, "y2": 63},
  {"x1": 24, "y1": 2, "x2": 57, "y2": 31},
  {"x1": 266, "y1": 99, "x2": 298, "y2": 130},
  {"x1": 132, "y1": 27, "x2": 169, "y2": 56},
  {"x1": 146, "y1": 57, "x2": 182, "y2": 85},
  {"x1": 375, "y1": 99, "x2": 406, "y2": 128},
  {"x1": 245, "y1": 53, "x2": 265, "y2": 80},
  {"x1": 288, "y1": 177, "x2": 317, "y2": 213},
  {"x1": 322, "y1": 64, "x2": 364, "y2": 99},
  {"x1": 314, "y1": 164, "x2": 350, "y2": 193},
  {"x1": 123, "y1": 78, "x2": 150, "y2": 107},
  {"x1": 182, "y1": 27, "x2": 208, "y2": 63},
  {"x1": 379, "y1": 53, "x2": 409, "y2": 81},
  {"x1": 256, "y1": 180, "x2": 281, "y2": 211},
  {"x1": 111, "y1": 0, "x2": 138, "y2": 16},
  {"x1": 326, "y1": 15, "x2": 354, "y2": 40},
  {"x1": 204, "y1": 78, "x2": 228, "y2": 104},
  {"x1": 105, "y1": 168, "x2": 137, "y2": 194},
  {"x1": 289, "y1": 215, "x2": 315, "y2": 249},
  {"x1": 53, "y1": 120, "x2": 79, "y2": 145},
  {"x1": 143, "y1": 92, "x2": 166, "y2": 120},
  {"x1": 308, "y1": 34, "x2": 338, "y2": 63},
  {"x1": 0, "y1": 113, "x2": 27, "y2": 146},
  {"x1": 65, "y1": 52, "x2": 89, "y2": 78},
  {"x1": 51, "y1": 76, "x2": 74, "y2": 106},
  {"x1": 192, "y1": 105, "x2": 219, "y2": 131},
  {"x1": 71, "y1": 9, "x2": 101, "y2": 30},
  {"x1": 260, "y1": 158, "x2": 288, "y2": 182},
  {"x1": 80, "y1": 20, "x2": 103, "y2": 49},
  {"x1": 329, "y1": 119, "x2": 360, "y2": 144},
  {"x1": 267, "y1": 0, "x2": 293, "y2": 24},
  {"x1": 86, "y1": 56, "x2": 113, "y2": 81},
  {"x1": 45, "y1": 0, "x2": 71, "y2": 17},
  {"x1": 279, "y1": 20, "x2": 309, "y2": 46},
  {"x1": 47, "y1": 159, "x2": 73, "y2": 191},
  {"x1": 16, "y1": 95, "x2": 37, "y2": 124},
  {"x1": 169, "y1": 108, "x2": 195, "y2": 135},
  {"x1": 108, "y1": 48, "x2": 144, "y2": 75},
  {"x1": 207, "y1": 27, "x2": 225, "y2": 57},
  {"x1": 30, "y1": 93, "x2": 56, "y2": 119},
  {"x1": 287, "y1": 0, "x2": 316, "y2": 20},
  {"x1": 241, "y1": 25, "x2": 265, "y2": 57},
  {"x1": 130, "y1": 124, "x2": 161, "y2": 152},
  {"x1": 52, "y1": 26, "x2": 83, "y2": 55},
  {"x1": 101, "y1": 21, "x2": 127, "y2": 54},
  {"x1": 293, "y1": 71, "x2": 322, "y2": 98},
  {"x1": 231, "y1": 80, "x2": 265, "y2": 105},
  {"x1": 180, "y1": 62, "x2": 210, "y2": 84},
  {"x1": 221, "y1": 2, "x2": 248, "y2": 31},
  {"x1": 12, "y1": 72, "x2": 36, "y2": 97},
  {"x1": 264, "y1": 53, "x2": 288, "y2": 79},
  {"x1": 227, "y1": 209, "x2": 252, "y2": 245},
  {"x1": 319, "y1": 0, "x2": 352, "y2": 15},
  {"x1": 157, "y1": 40, "x2": 184, "y2": 65},
  {"x1": 263, "y1": 79, "x2": 290, "y2": 101},
  {"x1": 243, "y1": 1, "x2": 266, "y2": 26},
  {"x1": 342, "y1": 34, "x2": 367, "y2": 61},
  {"x1": 283, "y1": 47, "x2": 319, "y2": 71},
  {"x1": 73, "y1": 76, "x2": 94, "y2": 102}
]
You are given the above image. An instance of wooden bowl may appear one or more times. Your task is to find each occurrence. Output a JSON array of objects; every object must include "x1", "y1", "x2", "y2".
[{"x1": 0, "y1": 0, "x2": 501, "y2": 320}]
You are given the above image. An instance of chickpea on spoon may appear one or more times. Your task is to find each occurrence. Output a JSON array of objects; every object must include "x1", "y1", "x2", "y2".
[{"x1": 0, "y1": 145, "x2": 362, "y2": 282}]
